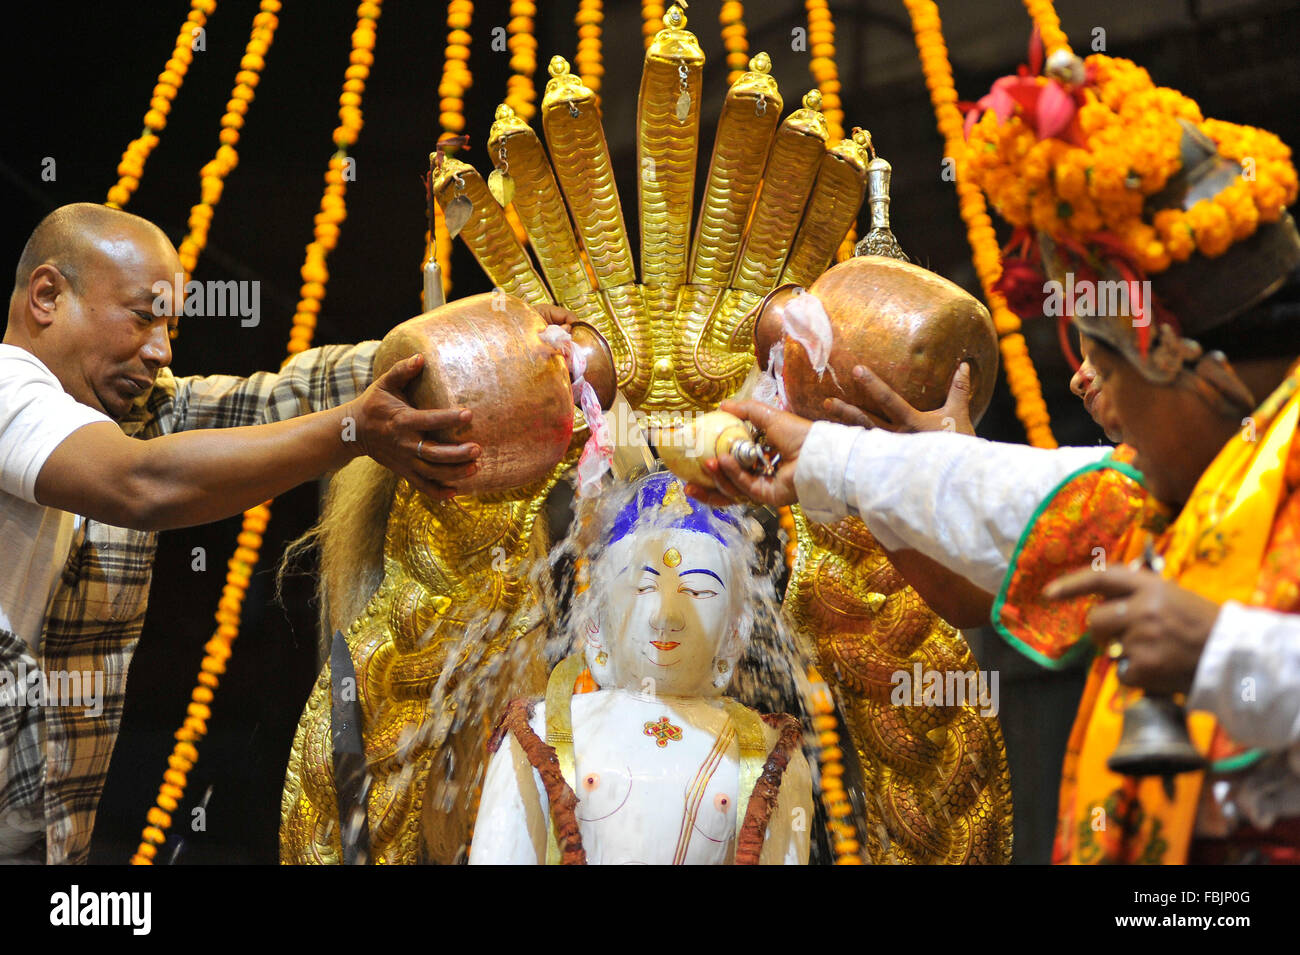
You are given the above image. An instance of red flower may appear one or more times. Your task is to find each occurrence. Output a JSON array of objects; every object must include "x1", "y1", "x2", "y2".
[
  {"x1": 963, "y1": 30, "x2": 1087, "y2": 145},
  {"x1": 994, "y1": 255, "x2": 1051, "y2": 320}
]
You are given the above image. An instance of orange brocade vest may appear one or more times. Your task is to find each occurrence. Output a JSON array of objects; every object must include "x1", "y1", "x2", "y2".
[{"x1": 994, "y1": 368, "x2": 1300, "y2": 864}]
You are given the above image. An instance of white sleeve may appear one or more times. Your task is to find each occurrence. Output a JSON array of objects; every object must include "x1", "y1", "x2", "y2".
[
  {"x1": 793, "y1": 422, "x2": 1111, "y2": 594},
  {"x1": 0, "y1": 347, "x2": 111, "y2": 504},
  {"x1": 1187, "y1": 601, "x2": 1300, "y2": 752}
]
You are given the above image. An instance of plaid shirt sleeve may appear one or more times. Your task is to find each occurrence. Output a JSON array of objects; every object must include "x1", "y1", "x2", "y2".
[
  {"x1": 166, "y1": 341, "x2": 379, "y2": 430},
  {"x1": 31, "y1": 340, "x2": 378, "y2": 865}
]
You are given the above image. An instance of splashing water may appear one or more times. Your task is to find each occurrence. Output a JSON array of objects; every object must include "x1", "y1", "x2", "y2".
[{"x1": 392, "y1": 472, "x2": 865, "y2": 864}]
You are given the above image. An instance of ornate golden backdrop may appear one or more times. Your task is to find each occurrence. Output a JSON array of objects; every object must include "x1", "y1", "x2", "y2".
[{"x1": 273, "y1": 4, "x2": 1013, "y2": 864}]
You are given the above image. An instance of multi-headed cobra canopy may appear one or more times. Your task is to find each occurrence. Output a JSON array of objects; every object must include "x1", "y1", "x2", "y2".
[{"x1": 430, "y1": 5, "x2": 872, "y2": 418}]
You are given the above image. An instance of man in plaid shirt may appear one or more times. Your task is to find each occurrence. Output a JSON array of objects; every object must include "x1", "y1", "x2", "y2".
[{"x1": 0, "y1": 203, "x2": 483, "y2": 863}]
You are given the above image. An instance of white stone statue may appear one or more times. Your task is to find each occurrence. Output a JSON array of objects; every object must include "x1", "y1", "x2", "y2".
[{"x1": 469, "y1": 473, "x2": 812, "y2": 865}]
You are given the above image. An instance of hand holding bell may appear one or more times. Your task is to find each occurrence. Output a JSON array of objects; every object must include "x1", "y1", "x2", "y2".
[{"x1": 1044, "y1": 548, "x2": 1221, "y2": 777}]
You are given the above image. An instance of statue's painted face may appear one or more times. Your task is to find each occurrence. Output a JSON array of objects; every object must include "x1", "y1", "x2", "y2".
[{"x1": 589, "y1": 527, "x2": 740, "y2": 698}]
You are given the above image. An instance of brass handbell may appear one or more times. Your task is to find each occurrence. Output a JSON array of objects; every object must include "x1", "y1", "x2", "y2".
[
  {"x1": 1107, "y1": 540, "x2": 1208, "y2": 778},
  {"x1": 853, "y1": 130, "x2": 906, "y2": 261},
  {"x1": 1107, "y1": 694, "x2": 1208, "y2": 777}
]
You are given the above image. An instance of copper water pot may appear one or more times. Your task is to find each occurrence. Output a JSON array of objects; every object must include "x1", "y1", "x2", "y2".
[
  {"x1": 754, "y1": 255, "x2": 999, "y2": 425},
  {"x1": 374, "y1": 292, "x2": 616, "y2": 493}
]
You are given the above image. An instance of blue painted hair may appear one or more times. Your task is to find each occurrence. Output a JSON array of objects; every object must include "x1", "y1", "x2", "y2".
[{"x1": 605, "y1": 470, "x2": 740, "y2": 547}]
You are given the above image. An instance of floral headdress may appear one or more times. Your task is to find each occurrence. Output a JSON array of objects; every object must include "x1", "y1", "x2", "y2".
[{"x1": 963, "y1": 31, "x2": 1300, "y2": 386}]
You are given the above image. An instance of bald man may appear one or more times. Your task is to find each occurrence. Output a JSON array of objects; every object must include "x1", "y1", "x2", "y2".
[{"x1": 0, "y1": 203, "x2": 481, "y2": 863}]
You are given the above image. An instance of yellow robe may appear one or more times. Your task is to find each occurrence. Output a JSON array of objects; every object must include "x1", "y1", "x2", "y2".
[{"x1": 995, "y1": 368, "x2": 1300, "y2": 863}]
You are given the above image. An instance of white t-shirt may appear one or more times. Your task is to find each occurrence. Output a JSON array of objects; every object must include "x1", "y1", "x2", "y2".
[{"x1": 0, "y1": 345, "x2": 111, "y2": 652}]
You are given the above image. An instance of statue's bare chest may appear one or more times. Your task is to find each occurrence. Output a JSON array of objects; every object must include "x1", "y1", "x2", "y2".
[{"x1": 567, "y1": 693, "x2": 741, "y2": 865}]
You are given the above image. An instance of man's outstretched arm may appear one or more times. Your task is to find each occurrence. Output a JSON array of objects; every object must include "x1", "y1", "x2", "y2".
[
  {"x1": 34, "y1": 354, "x2": 476, "y2": 530},
  {"x1": 687, "y1": 400, "x2": 1107, "y2": 607}
]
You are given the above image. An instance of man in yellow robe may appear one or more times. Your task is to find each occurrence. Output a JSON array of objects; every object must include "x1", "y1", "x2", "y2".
[{"x1": 690, "y1": 46, "x2": 1300, "y2": 864}]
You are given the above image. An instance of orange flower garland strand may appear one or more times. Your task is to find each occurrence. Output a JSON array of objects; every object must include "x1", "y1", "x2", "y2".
[
  {"x1": 777, "y1": 507, "x2": 860, "y2": 865},
  {"x1": 719, "y1": 1, "x2": 749, "y2": 87},
  {"x1": 130, "y1": 0, "x2": 384, "y2": 865},
  {"x1": 574, "y1": 0, "x2": 603, "y2": 102},
  {"x1": 809, "y1": 669, "x2": 862, "y2": 864},
  {"x1": 174, "y1": 1, "x2": 282, "y2": 277},
  {"x1": 480, "y1": 6, "x2": 538, "y2": 252},
  {"x1": 429, "y1": 0, "x2": 475, "y2": 296},
  {"x1": 904, "y1": 0, "x2": 1055, "y2": 448},
  {"x1": 504, "y1": 2, "x2": 537, "y2": 247},
  {"x1": 1023, "y1": 0, "x2": 1073, "y2": 57},
  {"x1": 803, "y1": 0, "x2": 857, "y2": 261},
  {"x1": 564, "y1": 1, "x2": 600, "y2": 249},
  {"x1": 440, "y1": 0, "x2": 473, "y2": 136},
  {"x1": 287, "y1": 0, "x2": 382, "y2": 360},
  {"x1": 642, "y1": 0, "x2": 664, "y2": 51},
  {"x1": 505, "y1": 0, "x2": 538, "y2": 121},
  {"x1": 107, "y1": 0, "x2": 218, "y2": 209},
  {"x1": 804, "y1": 0, "x2": 843, "y2": 142}
]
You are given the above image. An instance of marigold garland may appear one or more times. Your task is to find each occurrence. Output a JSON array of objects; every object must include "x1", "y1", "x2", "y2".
[
  {"x1": 809, "y1": 672, "x2": 861, "y2": 864},
  {"x1": 1023, "y1": 0, "x2": 1072, "y2": 58},
  {"x1": 804, "y1": 0, "x2": 842, "y2": 142},
  {"x1": 965, "y1": 56, "x2": 1298, "y2": 272},
  {"x1": 439, "y1": 0, "x2": 473, "y2": 135},
  {"x1": 904, "y1": 0, "x2": 1056, "y2": 448},
  {"x1": 130, "y1": 0, "x2": 384, "y2": 866},
  {"x1": 802, "y1": 0, "x2": 858, "y2": 262},
  {"x1": 719, "y1": 1, "x2": 749, "y2": 87},
  {"x1": 642, "y1": 1, "x2": 664, "y2": 51},
  {"x1": 574, "y1": 0, "x2": 603, "y2": 103},
  {"x1": 428, "y1": 0, "x2": 474, "y2": 297},
  {"x1": 505, "y1": 0, "x2": 538, "y2": 121},
  {"x1": 107, "y1": 0, "x2": 218, "y2": 210},
  {"x1": 170, "y1": 1, "x2": 282, "y2": 277}
]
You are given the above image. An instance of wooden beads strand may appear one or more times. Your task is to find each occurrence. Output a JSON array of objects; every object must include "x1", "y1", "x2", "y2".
[
  {"x1": 130, "y1": 0, "x2": 384, "y2": 866},
  {"x1": 174, "y1": 0, "x2": 282, "y2": 277},
  {"x1": 107, "y1": 0, "x2": 218, "y2": 209},
  {"x1": 903, "y1": 0, "x2": 1056, "y2": 448}
]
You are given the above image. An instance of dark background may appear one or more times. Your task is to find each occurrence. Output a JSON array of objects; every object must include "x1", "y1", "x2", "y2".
[{"x1": 4, "y1": 0, "x2": 1298, "y2": 863}]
